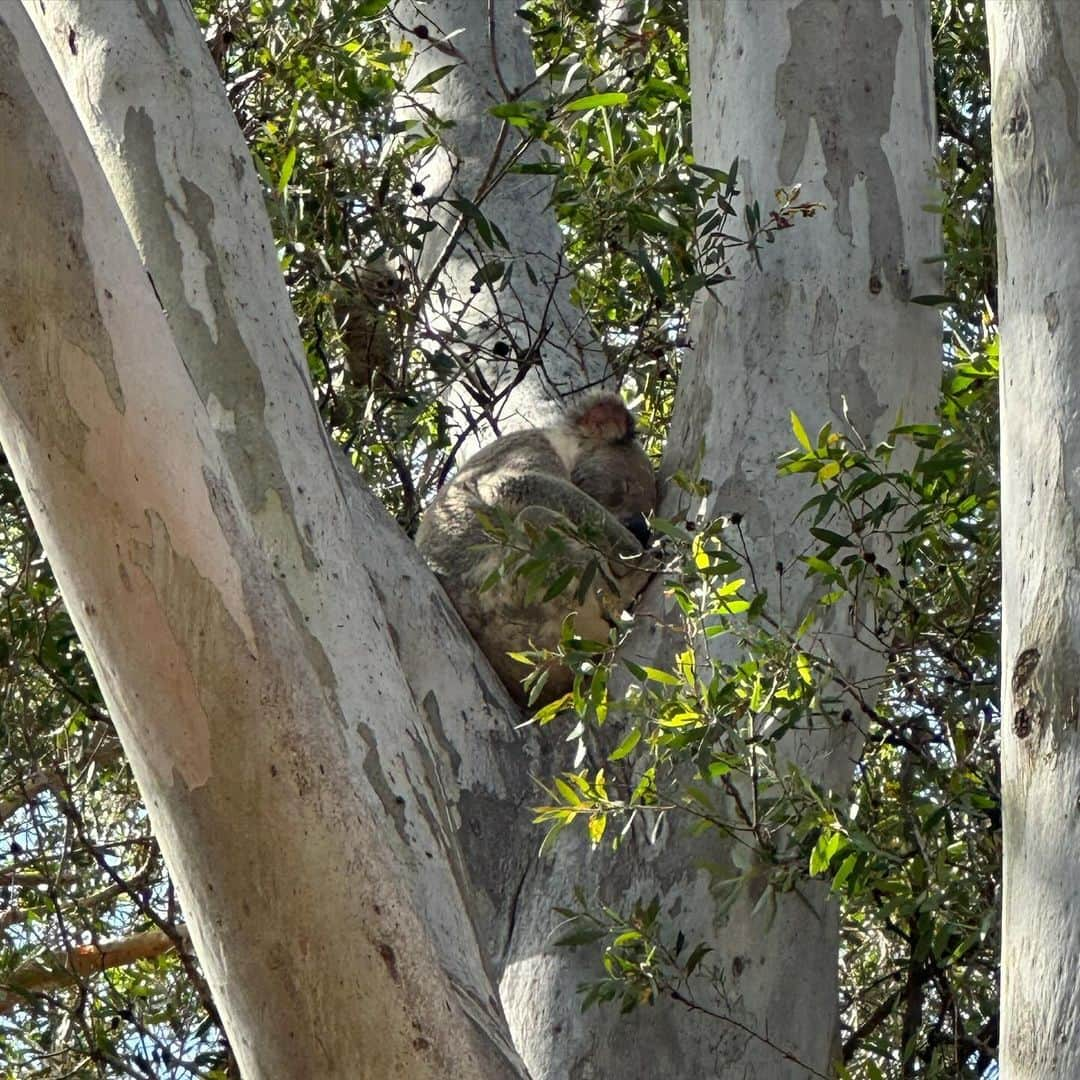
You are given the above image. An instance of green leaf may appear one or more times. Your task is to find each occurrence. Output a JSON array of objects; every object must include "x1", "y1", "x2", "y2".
[
  {"x1": 685, "y1": 942, "x2": 712, "y2": 977},
  {"x1": 472, "y1": 259, "x2": 507, "y2": 287},
  {"x1": 511, "y1": 162, "x2": 562, "y2": 175},
  {"x1": 627, "y1": 249, "x2": 667, "y2": 303},
  {"x1": 804, "y1": 555, "x2": 842, "y2": 581},
  {"x1": 810, "y1": 527, "x2": 852, "y2": 548},
  {"x1": 554, "y1": 778, "x2": 582, "y2": 806},
  {"x1": 832, "y1": 852, "x2": 859, "y2": 893},
  {"x1": 490, "y1": 102, "x2": 541, "y2": 119},
  {"x1": 687, "y1": 162, "x2": 730, "y2": 183},
  {"x1": 609, "y1": 727, "x2": 642, "y2": 761},
  {"x1": 410, "y1": 64, "x2": 458, "y2": 93},
  {"x1": 565, "y1": 92, "x2": 629, "y2": 111},
  {"x1": 541, "y1": 567, "x2": 576, "y2": 601},
  {"x1": 277, "y1": 146, "x2": 297, "y2": 193},
  {"x1": 554, "y1": 925, "x2": 608, "y2": 947},
  {"x1": 639, "y1": 666, "x2": 682, "y2": 686}
]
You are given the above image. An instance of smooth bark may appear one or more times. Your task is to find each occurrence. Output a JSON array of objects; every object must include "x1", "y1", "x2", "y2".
[
  {"x1": 1, "y1": 5, "x2": 531, "y2": 1076},
  {"x1": 989, "y1": 2, "x2": 1080, "y2": 1074},
  {"x1": 392, "y1": 0, "x2": 609, "y2": 432},
  {"x1": 502, "y1": 2, "x2": 942, "y2": 1077}
]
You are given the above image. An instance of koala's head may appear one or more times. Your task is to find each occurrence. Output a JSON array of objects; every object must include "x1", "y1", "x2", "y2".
[{"x1": 561, "y1": 393, "x2": 658, "y2": 529}]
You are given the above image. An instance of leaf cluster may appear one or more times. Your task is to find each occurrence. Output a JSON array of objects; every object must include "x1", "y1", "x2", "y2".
[{"x1": 541, "y1": 346, "x2": 1000, "y2": 1078}]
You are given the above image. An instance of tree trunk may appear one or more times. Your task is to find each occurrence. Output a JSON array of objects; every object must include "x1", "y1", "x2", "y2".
[
  {"x1": 0, "y1": 0, "x2": 946, "y2": 1076},
  {"x1": 500, "y1": 2, "x2": 942, "y2": 1076},
  {"x1": 989, "y1": 3, "x2": 1080, "y2": 1075},
  {"x1": 1, "y1": 6, "x2": 532, "y2": 1077},
  {"x1": 392, "y1": 0, "x2": 609, "y2": 432}
]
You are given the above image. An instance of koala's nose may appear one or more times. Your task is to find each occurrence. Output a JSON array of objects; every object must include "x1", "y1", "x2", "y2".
[{"x1": 623, "y1": 513, "x2": 650, "y2": 547}]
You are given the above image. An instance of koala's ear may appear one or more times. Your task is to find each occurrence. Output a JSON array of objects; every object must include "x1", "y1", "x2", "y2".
[{"x1": 569, "y1": 392, "x2": 634, "y2": 443}]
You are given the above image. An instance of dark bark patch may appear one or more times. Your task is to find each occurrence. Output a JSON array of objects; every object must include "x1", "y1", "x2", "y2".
[
  {"x1": 1011, "y1": 647, "x2": 1041, "y2": 696},
  {"x1": 377, "y1": 941, "x2": 400, "y2": 983},
  {"x1": 776, "y1": 0, "x2": 908, "y2": 299},
  {"x1": 1013, "y1": 708, "x2": 1033, "y2": 740},
  {"x1": 121, "y1": 107, "x2": 318, "y2": 574},
  {"x1": 0, "y1": 24, "x2": 124, "y2": 463},
  {"x1": 1044, "y1": 292, "x2": 1061, "y2": 335}
]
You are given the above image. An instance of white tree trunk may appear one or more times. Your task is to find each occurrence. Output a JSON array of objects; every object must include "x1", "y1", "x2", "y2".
[
  {"x1": 1, "y1": 6, "x2": 534, "y2": 1077},
  {"x1": 392, "y1": 0, "x2": 609, "y2": 432},
  {"x1": 989, "y1": 3, "x2": 1080, "y2": 1075},
  {"x1": 0, "y1": 0, "x2": 946, "y2": 1075},
  {"x1": 501, "y1": 2, "x2": 942, "y2": 1077}
]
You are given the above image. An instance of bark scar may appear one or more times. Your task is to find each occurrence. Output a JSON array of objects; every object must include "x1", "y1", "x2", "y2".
[{"x1": 1011, "y1": 647, "x2": 1040, "y2": 696}]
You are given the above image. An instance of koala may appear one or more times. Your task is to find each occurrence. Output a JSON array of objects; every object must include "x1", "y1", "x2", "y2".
[{"x1": 416, "y1": 392, "x2": 658, "y2": 704}]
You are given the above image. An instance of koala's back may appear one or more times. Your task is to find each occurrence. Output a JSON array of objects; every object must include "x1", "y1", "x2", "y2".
[
  {"x1": 415, "y1": 428, "x2": 576, "y2": 695},
  {"x1": 415, "y1": 429, "x2": 565, "y2": 584}
]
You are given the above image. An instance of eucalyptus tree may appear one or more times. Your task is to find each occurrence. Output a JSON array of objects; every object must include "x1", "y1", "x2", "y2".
[
  {"x1": 989, "y1": 2, "x2": 1080, "y2": 1075},
  {"x1": 0, "y1": 1, "x2": 958, "y2": 1077}
]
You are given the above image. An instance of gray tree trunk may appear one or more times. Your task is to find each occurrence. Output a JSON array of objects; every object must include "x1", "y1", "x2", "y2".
[
  {"x1": 988, "y1": 2, "x2": 1080, "y2": 1075},
  {"x1": 500, "y1": 2, "x2": 942, "y2": 1076},
  {"x1": 392, "y1": 0, "x2": 609, "y2": 433}
]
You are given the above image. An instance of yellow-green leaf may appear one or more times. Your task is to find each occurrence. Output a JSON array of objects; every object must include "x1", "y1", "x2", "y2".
[
  {"x1": 609, "y1": 728, "x2": 641, "y2": 761},
  {"x1": 565, "y1": 91, "x2": 628, "y2": 111},
  {"x1": 791, "y1": 411, "x2": 812, "y2": 452},
  {"x1": 588, "y1": 813, "x2": 607, "y2": 845},
  {"x1": 797, "y1": 651, "x2": 813, "y2": 685}
]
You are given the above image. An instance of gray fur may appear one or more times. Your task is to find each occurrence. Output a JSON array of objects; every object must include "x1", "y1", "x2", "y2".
[{"x1": 416, "y1": 393, "x2": 657, "y2": 704}]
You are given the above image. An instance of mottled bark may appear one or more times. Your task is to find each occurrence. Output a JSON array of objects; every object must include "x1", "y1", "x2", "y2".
[
  {"x1": 500, "y1": 2, "x2": 941, "y2": 1076},
  {"x1": 989, "y1": 3, "x2": 1080, "y2": 1075},
  {"x1": 0, "y1": 6, "x2": 529, "y2": 1076}
]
